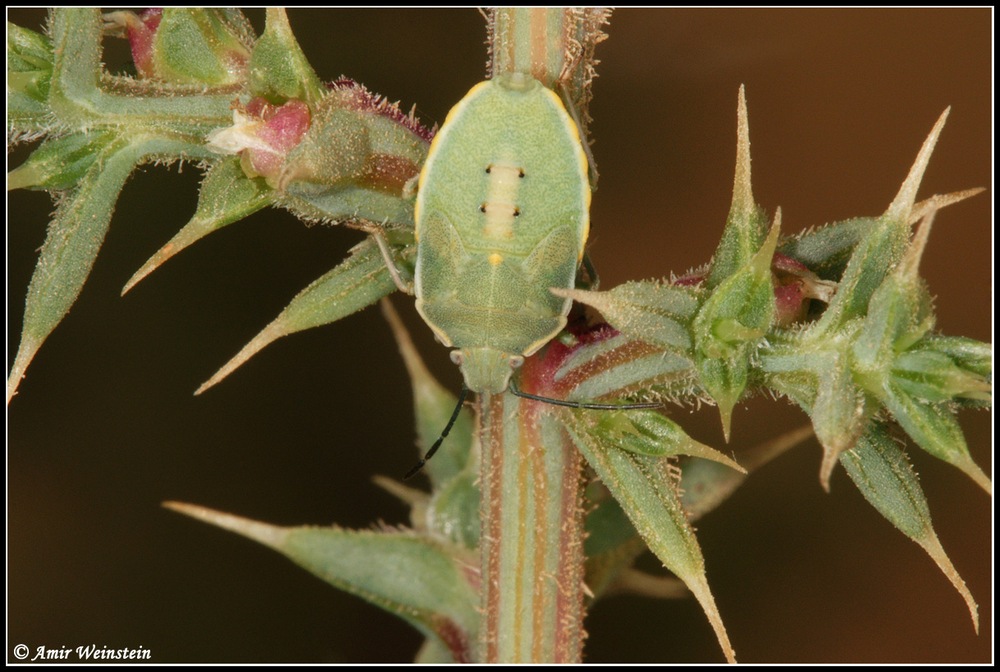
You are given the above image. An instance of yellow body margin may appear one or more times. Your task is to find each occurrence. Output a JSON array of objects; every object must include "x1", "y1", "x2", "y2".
[{"x1": 413, "y1": 80, "x2": 494, "y2": 244}]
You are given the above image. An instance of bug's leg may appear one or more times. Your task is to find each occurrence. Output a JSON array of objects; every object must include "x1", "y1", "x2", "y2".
[
  {"x1": 577, "y1": 251, "x2": 600, "y2": 290},
  {"x1": 403, "y1": 386, "x2": 471, "y2": 479},
  {"x1": 562, "y1": 88, "x2": 600, "y2": 190},
  {"x1": 554, "y1": 65, "x2": 601, "y2": 190},
  {"x1": 372, "y1": 228, "x2": 414, "y2": 295},
  {"x1": 508, "y1": 380, "x2": 660, "y2": 411}
]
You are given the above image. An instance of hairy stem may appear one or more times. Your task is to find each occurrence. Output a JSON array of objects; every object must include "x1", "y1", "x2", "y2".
[{"x1": 480, "y1": 393, "x2": 586, "y2": 662}]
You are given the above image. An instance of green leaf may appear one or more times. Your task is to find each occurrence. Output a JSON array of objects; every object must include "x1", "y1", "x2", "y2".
[
  {"x1": 892, "y1": 349, "x2": 991, "y2": 403},
  {"x1": 884, "y1": 109, "x2": 950, "y2": 223},
  {"x1": 552, "y1": 281, "x2": 698, "y2": 352},
  {"x1": 589, "y1": 409, "x2": 744, "y2": 472},
  {"x1": 901, "y1": 335, "x2": 993, "y2": 410},
  {"x1": 811, "y1": 113, "x2": 950, "y2": 338},
  {"x1": 840, "y1": 424, "x2": 979, "y2": 632},
  {"x1": 882, "y1": 382, "x2": 991, "y2": 494},
  {"x1": 7, "y1": 20, "x2": 52, "y2": 74},
  {"x1": 152, "y1": 9, "x2": 252, "y2": 87},
  {"x1": 196, "y1": 237, "x2": 413, "y2": 394},
  {"x1": 810, "y1": 347, "x2": 870, "y2": 490},
  {"x1": 248, "y1": 8, "x2": 324, "y2": 104},
  {"x1": 911, "y1": 335, "x2": 992, "y2": 380},
  {"x1": 7, "y1": 20, "x2": 54, "y2": 134},
  {"x1": 705, "y1": 85, "x2": 770, "y2": 289},
  {"x1": 427, "y1": 471, "x2": 481, "y2": 550},
  {"x1": 578, "y1": 403, "x2": 807, "y2": 609},
  {"x1": 122, "y1": 156, "x2": 275, "y2": 294},
  {"x1": 777, "y1": 217, "x2": 875, "y2": 281},
  {"x1": 8, "y1": 135, "x2": 217, "y2": 404},
  {"x1": 7, "y1": 131, "x2": 116, "y2": 191},
  {"x1": 811, "y1": 215, "x2": 908, "y2": 336},
  {"x1": 550, "y1": 331, "x2": 696, "y2": 404},
  {"x1": 381, "y1": 299, "x2": 473, "y2": 486},
  {"x1": 164, "y1": 502, "x2": 480, "y2": 662},
  {"x1": 565, "y1": 413, "x2": 737, "y2": 663},
  {"x1": 696, "y1": 219, "x2": 779, "y2": 353},
  {"x1": 693, "y1": 216, "x2": 779, "y2": 437},
  {"x1": 852, "y1": 276, "x2": 930, "y2": 381}
]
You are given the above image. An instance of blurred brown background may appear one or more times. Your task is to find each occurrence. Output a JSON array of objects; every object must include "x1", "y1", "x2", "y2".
[{"x1": 7, "y1": 8, "x2": 991, "y2": 663}]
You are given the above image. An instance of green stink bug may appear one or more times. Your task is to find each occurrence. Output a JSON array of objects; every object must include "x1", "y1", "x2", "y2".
[
  {"x1": 400, "y1": 72, "x2": 658, "y2": 479},
  {"x1": 413, "y1": 72, "x2": 591, "y2": 395}
]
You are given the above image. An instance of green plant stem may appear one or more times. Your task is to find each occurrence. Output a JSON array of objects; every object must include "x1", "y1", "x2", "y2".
[
  {"x1": 479, "y1": 393, "x2": 586, "y2": 662},
  {"x1": 476, "y1": 9, "x2": 608, "y2": 662},
  {"x1": 48, "y1": 8, "x2": 233, "y2": 130}
]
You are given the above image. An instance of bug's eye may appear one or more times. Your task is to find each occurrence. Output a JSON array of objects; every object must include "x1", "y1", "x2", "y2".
[
  {"x1": 450, "y1": 350, "x2": 464, "y2": 366},
  {"x1": 509, "y1": 356, "x2": 524, "y2": 369}
]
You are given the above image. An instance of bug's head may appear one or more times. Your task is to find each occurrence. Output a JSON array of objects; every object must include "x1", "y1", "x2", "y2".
[{"x1": 451, "y1": 348, "x2": 523, "y2": 395}]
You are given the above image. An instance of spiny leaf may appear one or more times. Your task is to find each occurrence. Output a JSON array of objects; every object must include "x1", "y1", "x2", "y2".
[
  {"x1": 583, "y1": 490, "x2": 646, "y2": 599},
  {"x1": 381, "y1": 299, "x2": 474, "y2": 486},
  {"x1": 693, "y1": 214, "x2": 780, "y2": 438},
  {"x1": 705, "y1": 85, "x2": 769, "y2": 289},
  {"x1": 811, "y1": 113, "x2": 949, "y2": 337},
  {"x1": 552, "y1": 281, "x2": 698, "y2": 352},
  {"x1": 851, "y1": 209, "x2": 937, "y2": 376},
  {"x1": 808, "y1": 213, "x2": 909, "y2": 337},
  {"x1": 777, "y1": 217, "x2": 875, "y2": 281},
  {"x1": 248, "y1": 8, "x2": 324, "y2": 104},
  {"x1": 811, "y1": 346, "x2": 870, "y2": 491},
  {"x1": 907, "y1": 188, "x2": 985, "y2": 226},
  {"x1": 8, "y1": 135, "x2": 217, "y2": 404},
  {"x1": 839, "y1": 425, "x2": 979, "y2": 632},
  {"x1": 426, "y1": 471, "x2": 481, "y2": 550},
  {"x1": 892, "y1": 349, "x2": 992, "y2": 403},
  {"x1": 196, "y1": 237, "x2": 413, "y2": 394},
  {"x1": 885, "y1": 109, "x2": 949, "y2": 222},
  {"x1": 553, "y1": 334, "x2": 696, "y2": 404},
  {"x1": 7, "y1": 19, "x2": 54, "y2": 135},
  {"x1": 6, "y1": 20, "x2": 52, "y2": 82},
  {"x1": 590, "y1": 409, "x2": 744, "y2": 472},
  {"x1": 7, "y1": 130, "x2": 116, "y2": 191},
  {"x1": 904, "y1": 335, "x2": 993, "y2": 407},
  {"x1": 164, "y1": 502, "x2": 480, "y2": 662},
  {"x1": 151, "y1": 9, "x2": 252, "y2": 87},
  {"x1": 881, "y1": 382, "x2": 991, "y2": 495},
  {"x1": 565, "y1": 414, "x2": 737, "y2": 663}
]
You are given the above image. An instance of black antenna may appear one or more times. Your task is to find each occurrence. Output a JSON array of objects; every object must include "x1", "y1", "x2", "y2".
[
  {"x1": 403, "y1": 381, "x2": 660, "y2": 479},
  {"x1": 403, "y1": 386, "x2": 471, "y2": 480},
  {"x1": 508, "y1": 380, "x2": 661, "y2": 410}
]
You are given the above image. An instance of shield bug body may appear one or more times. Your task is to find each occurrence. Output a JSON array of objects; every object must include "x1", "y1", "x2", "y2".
[{"x1": 414, "y1": 73, "x2": 590, "y2": 394}]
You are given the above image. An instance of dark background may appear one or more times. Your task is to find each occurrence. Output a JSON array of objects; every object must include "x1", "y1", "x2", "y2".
[{"x1": 7, "y1": 8, "x2": 991, "y2": 663}]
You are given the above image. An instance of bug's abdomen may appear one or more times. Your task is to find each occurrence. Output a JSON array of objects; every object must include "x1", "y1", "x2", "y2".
[{"x1": 416, "y1": 211, "x2": 578, "y2": 355}]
